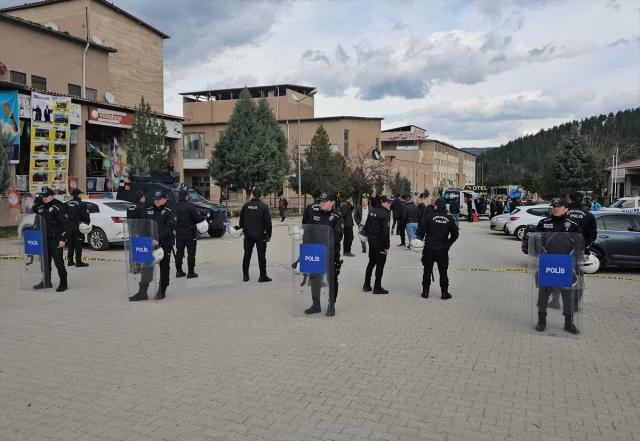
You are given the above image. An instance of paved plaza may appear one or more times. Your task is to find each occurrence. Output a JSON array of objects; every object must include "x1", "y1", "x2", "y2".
[{"x1": 1, "y1": 220, "x2": 639, "y2": 441}]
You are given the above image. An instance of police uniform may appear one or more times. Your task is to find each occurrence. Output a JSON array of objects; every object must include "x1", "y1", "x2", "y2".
[
  {"x1": 33, "y1": 187, "x2": 70, "y2": 292},
  {"x1": 239, "y1": 189, "x2": 272, "y2": 282},
  {"x1": 415, "y1": 199, "x2": 459, "y2": 299},
  {"x1": 340, "y1": 199, "x2": 355, "y2": 256},
  {"x1": 174, "y1": 190, "x2": 203, "y2": 278},
  {"x1": 362, "y1": 196, "x2": 391, "y2": 294},
  {"x1": 567, "y1": 192, "x2": 597, "y2": 251},
  {"x1": 126, "y1": 191, "x2": 147, "y2": 220},
  {"x1": 534, "y1": 198, "x2": 582, "y2": 333},
  {"x1": 65, "y1": 189, "x2": 90, "y2": 267},
  {"x1": 302, "y1": 192, "x2": 343, "y2": 316}
]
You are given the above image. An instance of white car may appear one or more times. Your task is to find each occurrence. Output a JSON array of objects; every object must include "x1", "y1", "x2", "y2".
[
  {"x1": 601, "y1": 197, "x2": 640, "y2": 213},
  {"x1": 84, "y1": 200, "x2": 133, "y2": 250},
  {"x1": 490, "y1": 213, "x2": 511, "y2": 232},
  {"x1": 504, "y1": 204, "x2": 551, "y2": 240}
]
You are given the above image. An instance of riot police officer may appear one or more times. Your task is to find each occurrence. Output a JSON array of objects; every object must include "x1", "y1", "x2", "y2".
[
  {"x1": 567, "y1": 191, "x2": 597, "y2": 250},
  {"x1": 33, "y1": 186, "x2": 70, "y2": 292},
  {"x1": 127, "y1": 191, "x2": 147, "y2": 220},
  {"x1": 534, "y1": 197, "x2": 582, "y2": 334},
  {"x1": 174, "y1": 189, "x2": 203, "y2": 278},
  {"x1": 415, "y1": 198, "x2": 459, "y2": 300},
  {"x1": 303, "y1": 191, "x2": 343, "y2": 317},
  {"x1": 65, "y1": 188, "x2": 90, "y2": 267},
  {"x1": 130, "y1": 191, "x2": 176, "y2": 301},
  {"x1": 239, "y1": 188, "x2": 272, "y2": 282},
  {"x1": 362, "y1": 195, "x2": 391, "y2": 294}
]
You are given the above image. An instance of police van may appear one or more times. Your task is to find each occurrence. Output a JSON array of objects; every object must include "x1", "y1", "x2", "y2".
[{"x1": 441, "y1": 188, "x2": 489, "y2": 218}]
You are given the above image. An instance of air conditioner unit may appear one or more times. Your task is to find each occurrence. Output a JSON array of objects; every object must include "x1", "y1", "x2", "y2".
[
  {"x1": 90, "y1": 35, "x2": 103, "y2": 45},
  {"x1": 44, "y1": 22, "x2": 59, "y2": 31}
]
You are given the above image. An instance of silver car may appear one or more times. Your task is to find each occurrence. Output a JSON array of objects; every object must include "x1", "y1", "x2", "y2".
[{"x1": 490, "y1": 213, "x2": 511, "y2": 232}]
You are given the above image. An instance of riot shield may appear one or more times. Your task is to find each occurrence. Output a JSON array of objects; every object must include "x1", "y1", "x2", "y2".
[
  {"x1": 18, "y1": 214, "x2": 51, "y2": 291},
  {"x1": 528, "y1": 232, "x2": 584, "y2": 336},
  {"x1": 124, "y1": 219, "x2": 159, "y2": 300},
  {"x1": 289, "y1": 224, "x2": 335, "y2": 317}
]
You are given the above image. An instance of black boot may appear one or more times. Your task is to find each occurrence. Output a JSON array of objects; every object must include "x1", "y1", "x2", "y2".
[
  {"x1": 441, "y1": 292, "x2": 452, "y2": 300},
  {"x1": 258, "y1": 275, "x2": 272, "y2": 282},
  {"x1": 326, "y1": 302, "x2": 335, "y2": 317},
  {"x1": 304, "y1": 297, "x2": 321, "y2": 314},
  {"x1": 373, "y1": 285, "x2": 389, "y2": 294},
  {"x1": 421, "y1": 289, "x2": 429, "y2": 299},
  {"x1": 129, "y1": 283, "x2": 149, "y2": 301},
  {"x1": 362, "y1": 279, "x2": 372, "y2": 292},
  {"x1": 563, "y1": 314, "x2": 579, "y2": 334},
  {"x1": 75, "y1": 249, "x2": 88, "y2": 267},
  {"x1": 33, "y1": 279, "x2": 53, "y2": 289},
  {"x1": 56, "y1": 276, "x2": 68, "y2": 292},
  {"x1": 243, "y1": 274, "x2": 250, "y2": 282},
  {"x1": 535, "y1": 312, "x2": 547, "y2": 332},
  {"x1": 67, "y1": 258, "x2": 75, "y2": 266},
  {"x1": 187, "y1": 271, "x2": 198, "y2": 279},
  {"x1": 176, "y1": 269, "x2": 186, "y2": 278},
  {"x1": 155, "y1": 285, "x2": 166, "y2": 300}
]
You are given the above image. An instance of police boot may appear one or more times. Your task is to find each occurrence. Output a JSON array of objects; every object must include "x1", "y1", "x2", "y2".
[
  {"x1": 243, "y1": 273, "x2": 250, "y2": 282},
  {"x1": 129, "y1": 283, "x2": 149, "y2": 301},
  {"x1": 548, "y1": 294, "x2": 561, "y2": 309},
  {"x1": 304, "y1": 297, "x2": 321, "y2": 314},
  {"x1": 258, "y1": 275, "x2": 272, "y2": 283},
  {"x1": 176, "y1": 268, "x2": 186, "y2": 278},
  {"x1": 187, "y1": 270, "x2": 198, "y2": 279},
  {"x1": 535, "y1": 312, "x2": 547, "y2": 332},
  {"x1": 67, "y1": 257, "x2": 75, "y2": 266},
  {"x1": 155, "y1": 285, "x2": 167, "y2": 300},
  {"x1": 326, "y1": 302, "x2": 336, "y2": 317},
  {"x1": 563, "y1": 314, "x2": 579, "y2": 334},
  {"x1": 75, "y1": 249, "x2": 88, "y2": 267},
  {"x1": 33, "y1": 279, "x2": 53, "y2": 289},
  {"x1": 441, "y1": 291, "x2": 452, "y2": 300},
  {"x1": 56, "y1": 276, "x2": 68, "y2": 292},
  {"x1": 362, "y1": 278, "x2": 372, "y2": 292},
  {"x1": 373, "y1": 284, "x2": 389, "y2": 294},
  {"x1": 421, "y1": 288, "x2": 429, "y2": 299}
]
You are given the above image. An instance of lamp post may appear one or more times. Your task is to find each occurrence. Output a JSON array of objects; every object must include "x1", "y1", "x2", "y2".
[{"x1": 292, "y1": 88, "x2": 317, "y2": 214}]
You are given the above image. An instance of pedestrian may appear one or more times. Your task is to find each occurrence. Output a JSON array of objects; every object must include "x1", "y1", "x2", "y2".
[
  {"x1": 239, "y1": 188, "x2": 272, "y2": 283},
  {"x1": 495, "y1": 197, "x2": 504, "y2": 216},
  {"x1": 396, "y1": 194, "x2": 408, "y2": 247},
  {"x1": 362, "y1": 195, "x2": 391, "y2": 294},
  {"x1": 278, "y1": 193, "x2": 288, "y2": 222},
  {"x1": 466, "y1": 196, "x2": 474, "y2": 222},
  {"x1": 567, "y1": 191, "x2": 598, "y2": 251},
  {"x1": 448, "y1": 195, "x2": 460, "y2": 226},
  {"x1": 415, "y1": 198, "x2": 459, "y2": 300},
  {"x1": 33, "y1": 186, "x2": 69, "y2": 292},
  {"x1": 65, "y1": 188, "x2": 90, "y2": 267},
  {"x1": 353, "y1": 193, "x2": 370, "y2": 253},
  {"x1": 341, "y1": 195, "x2": 355, "y2": 257},
  {"x1": 489, "y1": 197, "x2": 496, "y2": 219},
  {"x1": 403, "y1": 195, "x2": 419, "y2": 248},
  {"x1": 390, "y1": 194, "x2": 402, "y2": 235},
  {"x1": 174, "y1": 189, "x2": 203, "y2": 279},
  {"x1": 417, "y1": 193, "x2": 427, "y2": 225},
  {"x1": 534, "y1": 197, "x2": 582, "y2": 334},
  {"x1": 302, "y1": 191, "x2": 343, "y2": 317},
  {"x1": 503, "y1": 198, "x2": 511, "y2": 214}
]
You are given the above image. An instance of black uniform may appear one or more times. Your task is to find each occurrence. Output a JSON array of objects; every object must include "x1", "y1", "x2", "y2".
[
  {"x1": 174, "y1": 199, "x2": 203, "y2": 277},
  {"x1": 340, "y1": 200, "x2": 355, "y2": 254},
  {"x1": 415, "y1": 202, "x2": 459, "y2": 298},
  {"x1": 65, "y1": 195, "x2": 90, "y2": 266},
  {"x1": 34, "y1": 199, "x2": 70, "y2": 290},
  {"x1": 466, "y1": 198, "x2": 474, "y2": 222},
  {"x1": 534, "y1": 214, "x2": 582, "y2": 331},
  {"x1": 239, "y1": 197, "x2": 272, "y2": 281},
  {"x1": 362, "y1": 206, "x2": 390, "y2": 291},
  {"x1": 142, "y1": 203, "x2": 176, "y2": 295},
  {"x1": 417, "y1": 203, "x2": 427, "y2": 224},
  {"x1": 567, "y1": 204, "x2": 597, "y2": 251},
  {"x1": 390, "y1": 198, "x2": 403, "y2": 233},
  {"x1": 396, "y1": 200, "x2": 407, "y2": 245},
  {"x1": 127, "y1": 200, "x2": 147, "y2": 220}
]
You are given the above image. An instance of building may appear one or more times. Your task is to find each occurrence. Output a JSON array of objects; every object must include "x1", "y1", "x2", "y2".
[
  {"x1": 180, "y1": 85, "x2": 383, "y2": 202},
  {"x1": 0, "y1": 0, "x2": 181, "y2": 206},
  {"x1": 381, "y1": 125, "x2": 476, "y2": 193},
  {"x1": 607, "y1": 159, "x2": 640, "y2": 200}
]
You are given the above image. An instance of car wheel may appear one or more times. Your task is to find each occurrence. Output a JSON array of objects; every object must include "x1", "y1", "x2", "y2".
[
  {"x1": 515, "y1": 226, "x2": 526, "y2": 241},
  {"x1": 88, "y1": 228, "x2": 109, "y2": 251},
  {"x1": 209, "y1": 228, "x2": 225, "y2": 238}
]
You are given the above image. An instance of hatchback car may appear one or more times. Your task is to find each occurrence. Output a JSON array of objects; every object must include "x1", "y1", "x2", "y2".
[
  {"x1": 490, "y1": 213, "x2": 511, "y2": 232},
  {"x1": 504, "y1": 205, "x2": 551, "y2": 240}
]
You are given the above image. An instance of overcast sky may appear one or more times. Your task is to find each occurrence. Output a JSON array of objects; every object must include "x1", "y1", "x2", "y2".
[{"x1": 8, "y1": 0, "x2": 639, "y2": 147}]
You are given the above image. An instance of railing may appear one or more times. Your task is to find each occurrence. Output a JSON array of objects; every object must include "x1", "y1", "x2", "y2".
[{"x1": 183, "y1": 149, "x2": 205, "y2": 159}]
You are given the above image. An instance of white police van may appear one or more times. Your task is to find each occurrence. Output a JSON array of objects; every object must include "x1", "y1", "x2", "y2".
[{"x1": 441, "y1": 188, "x2": 490, "y2": 218}]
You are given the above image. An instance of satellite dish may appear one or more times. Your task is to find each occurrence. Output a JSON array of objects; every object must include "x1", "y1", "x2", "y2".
[
  {"x1": 44, "y1": 22, "x2": 59, "y2": 31},
  {"x1": 90, "y1": 35, "x2": 103, "y2": 45},
  {"x1": 104, "y1": 92, "x2": 116, "y2": 104}
]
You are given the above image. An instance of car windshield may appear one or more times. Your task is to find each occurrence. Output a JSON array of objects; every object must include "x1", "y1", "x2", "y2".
[
  {"x1": 188, "y1": 190, "x2": 207, "y2": 203},
  {"x1": 609, "y1": 199, "x2": 633, "y2": 208},
  {"x1": 442, "y1": 191, "x2": 458, "y2": 202},
  {"x1": 104, "y1": 202, "x2": 132, "y2": 211}
]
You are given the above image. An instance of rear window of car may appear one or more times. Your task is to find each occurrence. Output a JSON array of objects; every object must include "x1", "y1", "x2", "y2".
[
  {"x1": 602, "y1": 215, "x2": 634, "y2": 231},
  {"x1": 609, "y1": 199, "x2": 637, "y2": 209},
  {"x1": 511, "y1": 208, "x2": 520, "y2": 214},
  {"x1": 86, "y1": 202, "x2": 99, "y2": 213},
  {"x1": 104, "y1": 202, "x2": 133, "y2": 211},
  {"x1": 527, "y1": 208, "x2": 550, "y2": 217}
]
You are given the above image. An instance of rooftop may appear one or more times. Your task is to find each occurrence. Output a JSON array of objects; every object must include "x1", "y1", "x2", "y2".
[
  {"x1": 608, "y1": 159, "x2": 640, "y2": 170},
  {"x1": 181, "y1": 84, "x2": 317, "y2": 101},
  {"x1": 184, "y1": 115, "x2": 383, "y2": 126},
  {"x1": 382, "y1": 125, "x2": 427, "y2": 133}
]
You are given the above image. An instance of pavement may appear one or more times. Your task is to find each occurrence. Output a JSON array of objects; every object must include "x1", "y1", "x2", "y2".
[{"x1": 1, "y1": 219, "x2": 639, "y2": 441}]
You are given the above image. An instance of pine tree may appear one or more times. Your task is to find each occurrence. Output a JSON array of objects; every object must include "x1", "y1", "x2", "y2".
[
  {"x1": 553, "y1": 125, "x2": 593, "y2": 195},
  {"x1": 253, "y1": 98, "x2": 290, "y2": 194},
  {"x1": 124, "y1": 97, "x2": 169, "y2": 176},
  {"x1": 389, "y1": 171, "x2": 411, "y2": 196}
]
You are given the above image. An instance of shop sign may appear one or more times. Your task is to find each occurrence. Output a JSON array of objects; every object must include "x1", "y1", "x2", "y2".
[
  {"x1": 163, "y1": 119, "x2": 183, "y2": 139},
  {"x1": 88, "y1": 106, "x2": 133, "y2": 128}
]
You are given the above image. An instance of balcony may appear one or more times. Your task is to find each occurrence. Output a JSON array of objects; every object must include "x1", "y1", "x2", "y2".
[{"x1": 183, "y1": 148, "x2": 207, "y2": 169}]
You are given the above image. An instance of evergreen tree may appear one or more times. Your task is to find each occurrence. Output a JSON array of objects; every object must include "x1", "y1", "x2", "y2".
[
  {"x1": 253, "y1": 98, "x2": 290, "y2": 195},
  {"x1": 388, "y1": 171, "x2": 411, "y2": 196},
  {"x1": 553, "y1": 126, "x2": 593, "y2": 195},
  {"x1": 348, "y1": 166, "x2": 374, "y2": 201},
  {"x1": 124, "y1": 97, "x2": 169, "y2": 176},
  {"x1": 0, "y1": 135, "x2": 13, "y2": 194}
]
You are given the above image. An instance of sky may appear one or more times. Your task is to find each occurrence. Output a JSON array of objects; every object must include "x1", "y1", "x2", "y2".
[{"x1": 7, "y1": 0, "x2": 639, "y2": 147}]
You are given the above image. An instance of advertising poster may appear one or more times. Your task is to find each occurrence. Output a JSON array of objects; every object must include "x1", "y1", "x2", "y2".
[
  {"x1": 29, "y1": 92, "x2": 71, "y2": 194},
  {"x1": 0, "y1": 90, "x2": 20, "y2": 163}
]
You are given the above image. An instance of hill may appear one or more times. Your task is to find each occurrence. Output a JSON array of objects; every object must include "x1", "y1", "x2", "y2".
[{"x1": 461, "y1": 147, "x2": 496, "y2": 156}]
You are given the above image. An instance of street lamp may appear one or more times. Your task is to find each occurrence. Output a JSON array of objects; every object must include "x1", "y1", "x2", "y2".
[{"x1": 292, "y1": 88, "x2": 317, "y2": 214}]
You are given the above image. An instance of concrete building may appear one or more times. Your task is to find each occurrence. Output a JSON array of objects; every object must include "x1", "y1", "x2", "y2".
[
  {"x1": 607, "y1": 159, "x2": 640, "y2": 199},
  {"x1": 180, "y1": 85, "x2": 383, "y2": 202},
  {"x1": 0, "y1": 0, "x2": 181, "y2": 222},
  {"x1": 381, "y1": 125, "x2": 476, "y2": 194}
]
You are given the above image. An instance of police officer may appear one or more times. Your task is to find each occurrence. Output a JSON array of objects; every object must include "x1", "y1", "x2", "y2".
[
  {"x1": 567, "y1": 191, "x2": 597, "y2": 250},
  {"x1": 174, "y1": 189, "x2": 203, "y2": 278},
  {"x1": 65, "y1": 188, "x2": 90, "y2": 267},
  {"x1": 303, "y1": 191, "x2": 343, "y2": 317},
  {"x1": 396, "y1": 194, "x2": 408, "y2": 246},
  {"x1": 402, "y1": 194, "x2": 419, "y2": 248},
  {"x1": 362, "y1": 195, "x2": 391, "y2": 294},
  {"x1": 341, "y1": 195, "x2": 355, "y2": 257},
  {"x1": 534, "y1": 197, "x2": 582, "y2": 334},
  {"x1": 415, "y1": 198, "x2": 459, "y2": 299},
  {"x1": 130, "y1": 191, "x2": 176, "y2": 301},
  {"x1": 239, "y1": 188, "x2": 272, "y2": 282},
  {"x1": 127, "y1": 191, "x2": 147, "y2": 220},
  {"x1": 416, "y1": 193, "x2": 427, "y2": 225},
  {"x1": 33, "y1": 186, "x2": 70, "y2": 292}
]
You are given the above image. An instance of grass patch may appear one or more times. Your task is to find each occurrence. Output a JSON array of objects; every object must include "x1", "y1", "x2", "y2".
[{"x1": 0, "y1": 226, "x2": 18, "y2": 238}]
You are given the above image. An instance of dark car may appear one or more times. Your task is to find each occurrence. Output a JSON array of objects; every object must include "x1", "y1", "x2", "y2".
[
  {"x1": 116, "y1": 173, "x2": 229, "y2": 238},
  {"x1": 521, "y1": 212, "x2": 640, "y2": 271}
]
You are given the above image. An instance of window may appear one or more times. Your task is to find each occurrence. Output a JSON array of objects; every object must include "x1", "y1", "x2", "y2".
[
  {"x1": 85, "y1": 202, "x2": 99, "y2": 214},
  {"x1": 86, "y1": 88, "x2": 97, "y2": 100},
  {"x1": 31, "y1": 75, "x2": 46, "y2": 90},
  {"x1": 10, "y1": 71, "x2": 26, "y2": 85},
  {"x1": 68, "y1": 84, "x2": 81, "y2": 97},
  {"x1": 527, "y1": 208, "x2": 550, "y2": 217},
  {"x1": 343, "y1": 129, "x2": 349, "y2": 157},
  {"x1": 183, "y1": 132, "x2": 205, "y2": 159},
  {"x1": 602, "y1": 215, "x2": 634, "y2": 232}
]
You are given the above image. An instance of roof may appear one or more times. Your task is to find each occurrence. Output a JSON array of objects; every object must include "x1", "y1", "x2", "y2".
[
  {"x1": 381, "y1": 135, "x2": 426, "y2": 142},
  {"x1": 183, "y1": 115, "x2": 383, "y2": 126},
  {"x1": 0, "y1": 0, "x2": 170, "y2": 39},
  {"x1": 181, "y1": 84, "x2": 317, "y2": 99},
  {"x1": 382, "y1": 136, "x2": 477, "y2": 156},
  {"x1": 0, "y1": 13, "x2": 117, "y2": 52},
  {"x1": 0, "y1": 80, "x2": 182, "y2": 121},
  {"x1": 608, "y1": 159, "x2": 640, "y2": 170},
  {"x1": 381, "y1": 125, "x2": 427, "y2": 133}
]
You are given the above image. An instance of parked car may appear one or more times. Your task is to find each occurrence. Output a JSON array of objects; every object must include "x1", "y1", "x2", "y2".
[
  {"x1": 601, "y1": 197, "x2": 640, "y2": 213},
  {"x1": 490, "y1": 213, "x2": 511, "y2": 233},
  {"x1": 521, "y1": 212, "x2": 640, "y2": 272},
  {"x1": 504, "y1": 204, "x2": 551, "y2": 240}
]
